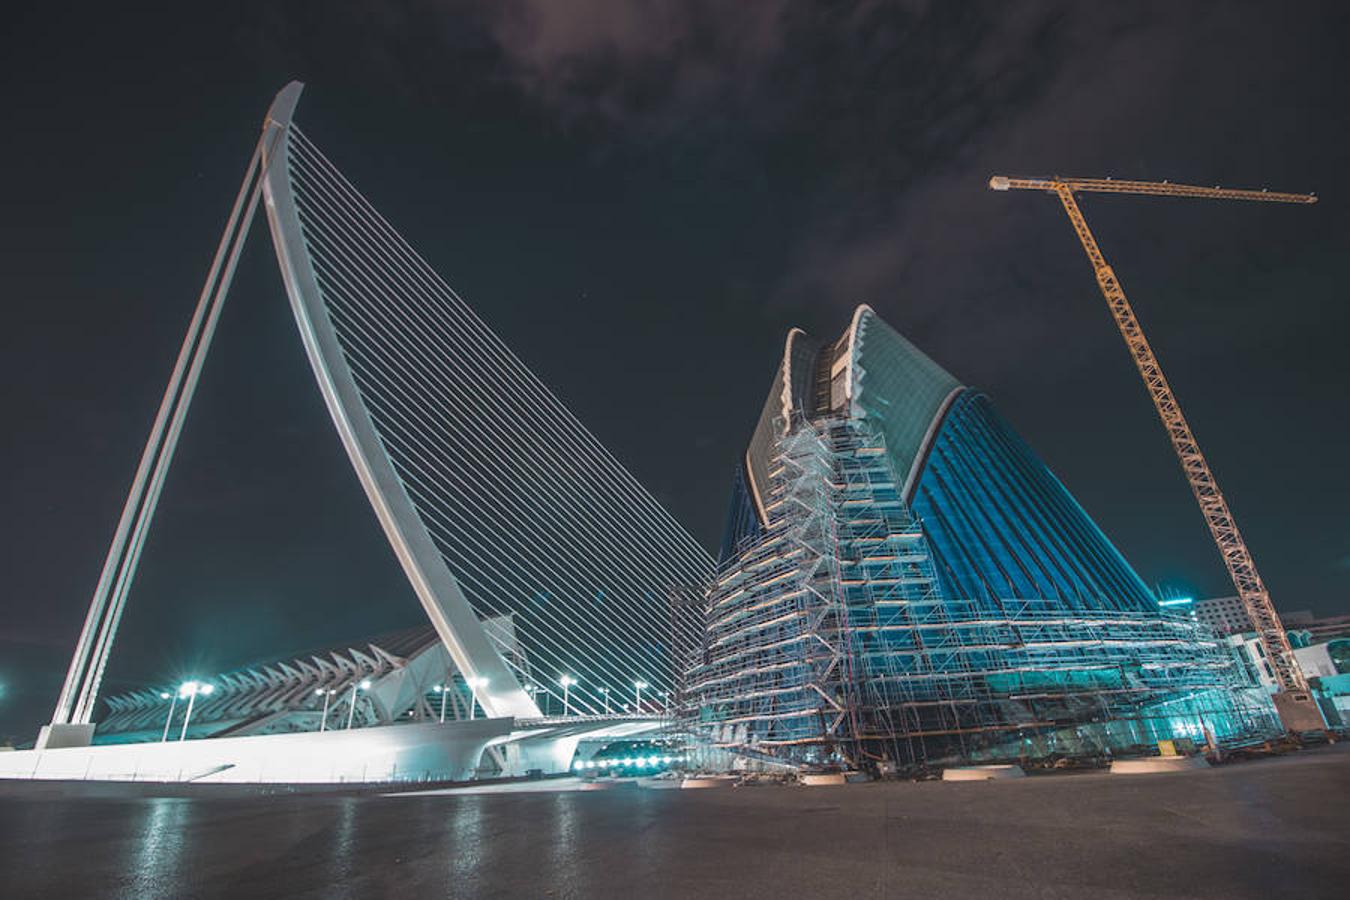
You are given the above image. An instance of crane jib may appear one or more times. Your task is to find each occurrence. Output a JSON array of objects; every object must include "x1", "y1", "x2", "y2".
[{"x1": 989, "y1": 174, "x2": 1315, "y2": 204}]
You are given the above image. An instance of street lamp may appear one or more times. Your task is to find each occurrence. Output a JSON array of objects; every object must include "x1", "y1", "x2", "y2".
[
  {"x1": 466, "y1": 676, "x2": 488, "y2": 720},
  {"x1": 634, "y1": 679, "x2": 649, "y2": 712},
  {"x1": 159, "y1": 691, "x2": 176, "y2": 743},
  {"x1": 314, "y1": 687, "x2": 337, "y2": 732},
  {"x1": 346, "y1": 678, "x2": 372, "y2": 730},
  {"x1": 432, "y1": 684, "x2": 449, "y2": 723},
  {"x1": 177, "y1": 681, "x2": 214, "y2": 741},
  {"x1": 600, "y1": 686, "x2": 611, "y2": 715},
  {"x1": 559, "y1": 674, "x2": 577, "y2": 717}
]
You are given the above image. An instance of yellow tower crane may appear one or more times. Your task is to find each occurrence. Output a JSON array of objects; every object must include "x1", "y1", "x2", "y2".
[{"x1": 989, "y1": 174, "x2": 1324, "y2": 733}]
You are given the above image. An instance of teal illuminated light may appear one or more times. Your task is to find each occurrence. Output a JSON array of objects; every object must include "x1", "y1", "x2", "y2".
[{"x1": 1158, "y1": 597, "x2": 1195, "y2": 607}]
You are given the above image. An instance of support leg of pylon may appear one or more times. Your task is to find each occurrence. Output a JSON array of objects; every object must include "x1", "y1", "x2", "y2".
[
  {"x1": 42, "y1": 136, "x2": 268, "y2": 743},
  {"x1": 34, "y1": 723, "x2": 96, "y2": 750}
]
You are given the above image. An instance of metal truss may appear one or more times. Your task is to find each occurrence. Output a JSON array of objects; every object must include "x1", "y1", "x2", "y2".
[{"x1": 991, "y1": 174, "x2": 1312, "y2": 697}]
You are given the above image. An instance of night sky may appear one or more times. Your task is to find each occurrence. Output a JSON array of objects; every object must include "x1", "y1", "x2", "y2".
[{"x1": 2, "y1": 1, "x2": 1347, "y2": 741}]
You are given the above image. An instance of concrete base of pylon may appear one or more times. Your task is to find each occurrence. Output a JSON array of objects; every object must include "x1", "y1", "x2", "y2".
[{"x1": 34, "y1": 723, "x2": 95, "y2": 750}]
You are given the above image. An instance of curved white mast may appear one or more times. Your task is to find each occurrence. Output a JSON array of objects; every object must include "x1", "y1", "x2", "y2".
[{"x1": 259, "y1": 82, "x2": 538, "y2": 719}]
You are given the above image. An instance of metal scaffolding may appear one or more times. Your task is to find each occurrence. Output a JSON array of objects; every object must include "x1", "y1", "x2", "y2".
[{"x1": 683, "y1": 416, "x2": 1276, "y2": 771}]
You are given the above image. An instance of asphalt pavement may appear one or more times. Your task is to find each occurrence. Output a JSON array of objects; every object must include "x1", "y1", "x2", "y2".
[{"x1": 0, "y1": 743, "x2": 1346, "y2": 899}]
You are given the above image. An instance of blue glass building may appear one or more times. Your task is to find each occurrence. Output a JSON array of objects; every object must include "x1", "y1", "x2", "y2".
[{"x1": 689, "y1": 306, "x2": 1275, "y2": 769}]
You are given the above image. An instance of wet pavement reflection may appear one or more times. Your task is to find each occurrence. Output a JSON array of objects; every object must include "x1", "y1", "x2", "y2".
[
  {"x1": 125, "y1": 798, "x2": 191, "y2": 900},
  {"x1": 0, "y1": 747, "x2": 1345, "y2": 899}
]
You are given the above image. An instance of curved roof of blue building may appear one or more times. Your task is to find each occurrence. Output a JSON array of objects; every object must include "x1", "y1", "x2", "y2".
[
  {"x1": 848, "y1": 305, "x2": 963, "y2": 498},
  {"x1": 741, "y1": 304, "x2": 960, "y2": 518},
  {"x1": 728, "y1": 304, "x2": 1157, "y2": 612}
]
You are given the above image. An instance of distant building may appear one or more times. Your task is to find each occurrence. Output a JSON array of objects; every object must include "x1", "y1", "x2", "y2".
[
  {"x1": 1294, "y1": 641, "x2": 1345, "y2": 680},
  {"x1": 1194, "y1": 598, "x2": 1350, "y2": 644},
  {"x1": 1296, "y1": 640, "x2": 1350, "y2": 726},
  {"x1": 98, "y1": 618, "x2": 528, "y2": 745},
  {"x1": 683, "y1": 306, "x2": 1276, "y2": 772},
  {"x1": 1222, "y1": 635, "x2": 1348, "y2": 727},
  {"x1": 1287, "y1": 612, "x2": 1350, "y2": 643},
  {"x1": 1194, "y1": 595, "x2": 1254, "y2": 636}
]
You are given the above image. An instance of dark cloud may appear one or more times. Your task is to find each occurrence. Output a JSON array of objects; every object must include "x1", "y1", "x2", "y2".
[
  {"x1": 469, "y1": 2, "x2": 1342, "y2": 382},
  {"x1": 478, "y1": 0, "x2": 797, "y2": 134},
  {"x1": 464, "y1": 3, "x2": 1139, "y2": 362}
]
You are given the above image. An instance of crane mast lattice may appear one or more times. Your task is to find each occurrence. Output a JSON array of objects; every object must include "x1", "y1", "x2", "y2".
[{"x1": 989, "y1": 174, "x2": 1319, "y2": 722}]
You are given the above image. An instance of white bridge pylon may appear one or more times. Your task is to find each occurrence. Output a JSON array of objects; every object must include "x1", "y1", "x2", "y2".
[{"x1": 44, "y1": 82, "x2": 712, "y2": 746}]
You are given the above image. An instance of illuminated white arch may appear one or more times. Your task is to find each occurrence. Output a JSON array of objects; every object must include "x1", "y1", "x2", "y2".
[{"x1": 259, "y1": 83, "x2": 539, "y2": 719}]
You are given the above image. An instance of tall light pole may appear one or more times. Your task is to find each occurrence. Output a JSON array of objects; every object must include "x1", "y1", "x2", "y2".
[
  {"x1": 314, "y1": 687, "x2": 336, "y2": 732},
  {"x1": 159, "y1": 691, "x2": 176, "y2": 743},
  {"x1": 432, "y1": 684, "x2": 449, "y2": 723},
  {"x1": 600, "y1": 686, "x2": 611, "y2": 715},
  {"x1": 634, "y1": 680, "x2": 648, "y2": 713},
  {"x1": 346, "y1": 679, "x2": 372, "y2": 730},
  {"x1": 466, "y1": 676, "x2": 488, "y2": 720},
  {"x1": 559, "y1": 675, "x2": 577, "y2": 717},
  {"x1": 177, "y1": 681, "x2": 214, "y2": 741}
]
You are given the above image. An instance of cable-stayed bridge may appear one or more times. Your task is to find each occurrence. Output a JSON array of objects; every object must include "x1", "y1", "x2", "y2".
[{"x1": 38, "y1": 82, "x2": 713, "y2": 753}]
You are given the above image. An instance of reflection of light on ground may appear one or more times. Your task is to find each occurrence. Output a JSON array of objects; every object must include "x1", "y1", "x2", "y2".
[
  {"x1": 125, "y1": 798, "x2": 190, "y2": 900},
  {"x1": 388, "y1": 776, "x2": 639, "y2": 796},
  {"x1": 327, "y1": 798, "x2": 358, "y2": 899},
  {"x1": 546, "y1": 793, "x2": 590, "y2": 896},
  {"x1": 1, "y1": 745, "x2": 1342, "y2": 898},
  {"x1": 446, "y1": 796, "x2": 485, "y2": 887}
]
